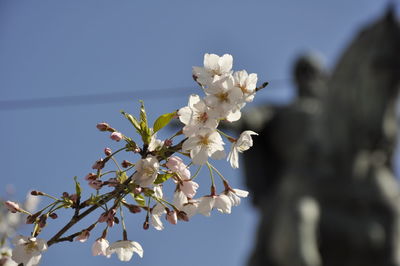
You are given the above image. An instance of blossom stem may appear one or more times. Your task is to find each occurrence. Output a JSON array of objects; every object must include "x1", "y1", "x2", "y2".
[
  {"x1": 190, "y1": 165, "x2": 203, "y2": 181},
  {"x1": 47, "y1": 174, "x2": 135, "y2": 246},
  {"x1": 111, "y1": 157, "x2": 122, "y2": 172},
  {"x1": 206, "y1": 162, "x2": 215, "y2": 187},
  {"x1": 207, "y1": 163, "x2": 228, "y2": 182},
  {"x1": 216, "y1": 129, "x2": 236, "y2": 143}
]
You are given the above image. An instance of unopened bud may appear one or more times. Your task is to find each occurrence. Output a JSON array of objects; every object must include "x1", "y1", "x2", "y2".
[
  {"x1": 121, "y1": 160, "x2": 133, "y2": 168},
  {"x1": 113, "y1": 216, "x2": 119, "y2": 224},
  {"x1": 4, "y1": 201, "x2": 21, "y2": 213},
  {"x1": 30, "y1": 190, "x2": 44, "y2": 196},
  {"x1": 177, "y1": 211, "x2": 189, "y2": 222},
  {"x1": 143, "y1": 221, "x2": 149, "y2": 230},
  {"x1": 75, "y1": 230, "x2": 90, "y2": 243},
  {"x1": 62, "y1": 192, "x2": 69, "y2": 198},
  {"x1": 38, "y1": 215, "x2": 47, "y2": 228},
  {"x1": 128, "y1": 205, "x2": 141, "y2": 213},
  {"x1": 49, "y1": 213, "x2": 58, "y2": 219},
  {"x1": 96, "y1": 122, "x2": 110, "y2": 131},
  {"x1": 110, "y1": 132, "x2": 123, "y2": 142},
  {"x1": 104, "y1": 147, "x2": 112, "y2": 156},
  {"x1": 26, "y1": 215, "x2": 35, "y2": 224},
  {"x1": 164, "y1": 139, "x2": 173, "y2": 147},
  {"x1": 89, "y1": 180, "x2": 103, "y2": 190},
  {"x1": 92, "y1": 158, "x2": 105, "y2": 170},
  {"x1": 133, "y1": 187, "x2": 142, "y2": 194},
  {"x1": 69, "y1": 194, "x2": 78, "y2": 203},
  {"x1": 85, "y1": 173, "x2": 97, "y2": 181}
]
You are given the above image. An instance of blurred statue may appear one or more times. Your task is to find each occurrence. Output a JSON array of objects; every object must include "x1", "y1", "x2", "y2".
[{"x1": 245, "y1": 7, "x2": 400, "y2": 266}]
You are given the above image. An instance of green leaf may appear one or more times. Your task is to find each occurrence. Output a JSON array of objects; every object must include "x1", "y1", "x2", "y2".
[
  {"x1": 73, "y1": 176, "x2": 81, "y2": 198},
  {"x1": 117, "y1": 171, "x2": 127, "y2": 183},
  {"x1": 154, "y1": 173, "x2": 173, "y2": 184},
  {"x1": 131, "y1": 193, "x2": 146, "y2": 207},
  {"x1": 139, "y1": 100, "x2": 148, "y2": 127},
  {"x1": 121, "y1": 110, "x2": 141, "y2": 132},
  {"x1": 153, "y1": 111, "x2": 177, "y2": 133}
]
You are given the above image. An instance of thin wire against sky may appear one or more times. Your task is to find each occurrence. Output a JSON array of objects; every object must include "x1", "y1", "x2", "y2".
[{"x1": 0, "y1": 79, "x2": 291, "y2": 111}]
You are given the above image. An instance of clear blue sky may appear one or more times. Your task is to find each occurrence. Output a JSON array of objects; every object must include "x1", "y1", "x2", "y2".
[{"x1": 0, "y1": 1, "x2": 395, "y2": 266}]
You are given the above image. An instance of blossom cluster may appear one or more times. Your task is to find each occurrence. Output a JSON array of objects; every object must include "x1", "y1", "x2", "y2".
[{"x1": 2, "y1": 53, "x2": 263, "y2": 265}]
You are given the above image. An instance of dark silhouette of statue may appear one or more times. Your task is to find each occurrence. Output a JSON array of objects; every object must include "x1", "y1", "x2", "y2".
[{"x1": 243, "y1": 8, "x2": 400, "y2": 266}]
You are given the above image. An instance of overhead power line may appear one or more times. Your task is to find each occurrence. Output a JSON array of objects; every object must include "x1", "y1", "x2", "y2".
[{"x1": 0, "y1": 79, "x2": 291, "y2": 111}]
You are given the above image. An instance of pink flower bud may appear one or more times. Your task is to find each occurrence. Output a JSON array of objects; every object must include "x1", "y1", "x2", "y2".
[
  {"x1": 62, "y1": 192, "x2": 69, "y2": 198},
  {"x1": 143, "y1": 221, "x2": 149, "y2": 230},
  {"x1": 69, "y1": 193, "x2": 78, "y2": 203},
  {"x1": 75, "y1": 230, "x2": 90, "y2": 243},
  {"x1": 92, "y1": 159, "x2": 105, "y2": 170},
  {"x1": 4, "y1": 201, "x2": 20, "y2": 213},
  {"x1": 110, "y1": 132, "x2": 123, "y2": 142},
  {"x1": 164, "y1": 139, "x2": 173, "y2": 147},
  {"x1": 121, "y1": 160, "x2": 132, "y2": 168},
  {"x1": 133, "y1": 187, "x2": 142, "y2": 194},
  {"x1": 98, "y1": 212, "x2": 108, "y2": 223},
  {"x1": 85, "y1": 173, "x2": 98, "y2": 181},
  {"x1": 96, "y1": 122, "x2": 110, "y2": 131},
  {"x1": 128, "y1": 205, "x2": 141, "y2": 213},
  {"x1": 166, "y1": 156, "x2": 184, "y2": 172},
  {"x1": 166, "y1": 211, "x2": 178, "y2": 225},
  {"x1": 166, "y1": 156, "x2": 191, "y2": 180},
  {"x1": 104, "y1": 147, "x2": 112, "y2": 156},
  {"x1": 89, "y1": 180, "x2": 103, "y2": 190},
  {"x1": 30, "y1": 190, "x2": 44, "y2": 196},
  {"x1": 107, "y1": 209, "x2": 116, "y2": 227},
  {"x1": 49, "y1": 213, "x2": 58, "y2": 219}
]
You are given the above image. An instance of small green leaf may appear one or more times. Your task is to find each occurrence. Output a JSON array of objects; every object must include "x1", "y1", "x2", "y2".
[
  {"x1": 153, "y1": 111, "x2": 177, "y2": 133},
  {"x1": 117, "y1": 171, "x2": 127, "y2": 183},
  {"x1": 121, "y1": 110, "x2": 141, "y2": 132},
  {"x1": 154, "y1": 173, "x2": 173, "y2": 184},
  {"x1": 139, "y1": 100, "x2": 148, "y2": 127},
  {"x1": 73, "y1": 176, "x2": 81, "y2": 198},
  {"x1": 131, "y1": 193, "x2": 146, "y2": 207}
]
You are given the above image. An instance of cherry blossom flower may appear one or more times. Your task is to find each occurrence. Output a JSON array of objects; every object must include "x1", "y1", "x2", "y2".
[
  {"x1": 150, "y1": 203, "x2": 166, "y2": 231},
  {"x1": 92, "y1": 238, "x2": 110, "y2": 257},
  {"x1": 0, "y1": 247, "x2": 17, "y2": 266},
  {"x1": 197, "y1": 196, "x2": 215, "y2": 216},
  {"x1": 132, "y1": 155, "x2": 160, "y2": 187},
  {"x1": 182, "y1": 128, "x2": 225, "y2": 165},
  {"x1": 148, "y1": 133, "x2": 164, "y2": 152},
  {"x1": 192, "y1": 53, "x2": 233, "y2": 86},
  {"x1": 166, "y1": 211, "x2": 178, "y2": 225},
  {"x1": 5, "y1": 201, "x2": 20, "y2": 213},
  {"x1": 224, "y1": 188, "x2": 249, "y2": 206},
  {"x1": 181, "y1": 200, "x2": 199, "y2": 218},
  {"x1": 227, "y1": 130, "x2": 258, "y2": 168},
  {"x1": 197, "y1": 194, "x2": 232, "y2": 216},
  {"x1": 214, "y1": 194, "x2": 232, "y2": 214},
  {"x1": 11, "y1": 235, "x2": 47, "y2": 266},
  {"x1": 106, "y1": 240, "x2": 143, "y2": 262},
  {"x1": 166, "y1": 156, "x2": 191, "y2": 180},
  {"x1": 180, "y1": 180, "x2": 199, "y2": 198},
  {"x1": 233, "y1": 70, "x2": 258, "y2": 103},
  {"x1": 178, "y1": 94, "x2": 219, "y2": 137}
]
